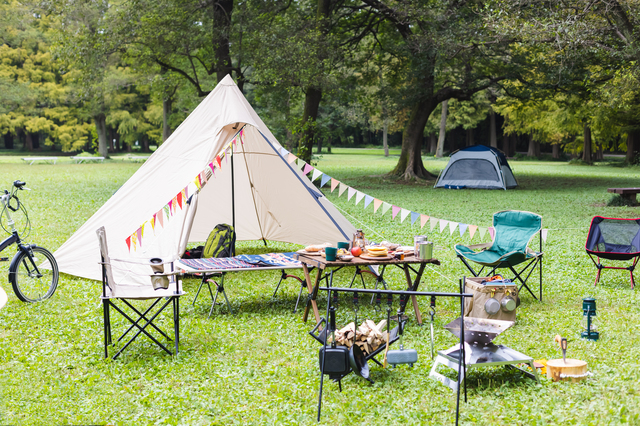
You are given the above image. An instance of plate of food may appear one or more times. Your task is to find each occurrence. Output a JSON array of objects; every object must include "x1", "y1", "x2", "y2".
[
  {"x1": 297, "y1": 243, "x2": 331, "y2": 256},
  {"x1": 359, "y1": 253, "x2": 394, "y2": 261}
]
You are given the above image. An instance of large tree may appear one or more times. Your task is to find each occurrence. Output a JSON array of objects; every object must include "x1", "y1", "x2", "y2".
[{"x1": 359, "y1": 0, "x2": 521, "y2": 179}]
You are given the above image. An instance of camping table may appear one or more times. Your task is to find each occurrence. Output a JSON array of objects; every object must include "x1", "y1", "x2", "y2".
[
  {"x1": 175, "y1": 253, "x2": 305, "y2": 316},
  {"x1": 293, "y1": 253, "x2": 440, "y2": 324}
]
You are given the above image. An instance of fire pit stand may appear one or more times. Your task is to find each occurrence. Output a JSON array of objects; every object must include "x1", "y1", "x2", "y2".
[{"x1": 429, "y1": 317, "x2": 539, "y2": 391}]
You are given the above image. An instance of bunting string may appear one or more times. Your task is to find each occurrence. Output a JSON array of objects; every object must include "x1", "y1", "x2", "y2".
[
  {"x1": 276, "y1": 145, "x2": 549, "y2": 244},
  {"x1": 125, "y1": 127, "x2": 246, "y2": 252}
]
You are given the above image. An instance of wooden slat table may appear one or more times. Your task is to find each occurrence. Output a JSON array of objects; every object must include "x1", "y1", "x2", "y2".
[
  {"x1": 293, "y1": 253, "x2": 440, "y2": 324},
  {"x1": 608, "y1": 187, "x2": 640, "y2": 206}
]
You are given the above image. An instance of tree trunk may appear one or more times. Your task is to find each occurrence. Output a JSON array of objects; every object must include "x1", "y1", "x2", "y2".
[
  {"x1": 582, "y1": 123, "x2": 592, "y2": 163},
  {"x1": 25, "y1": 132, "x2": 33, "y2": 151},
  {"x1": 626, "y1": 129, "x2": 640, "y2": 163},
  {"x1": 435, "y1": 99, "x2": 448, "y2": 158},
  {"x1": 502, "y1": 133, "x2": 510, "y2": 156},
  {"x1": 466, "y1": 128, "x2": 474, "y2": 146},
  {"x1": 552, "y1": 143, "x2": 560, "y2": 159},
  {"x1": 429, "y1": 133, "x2": 437, "y2": 154},
  {"x1": 489, "y1": 109, "x2": 497, "y2": 148},
  {"x1": 4, "y1": 133, "x2": 14, "y2": 149},
  {"x1": 596, "y1": 142, "x2": 603, "y2": 161},
  {"x1": 511, "y1": 134, "x2": 518, "y2": 156},
  {"x1": 383, "y1": 120, "x2": 389, "y2": 157},
  {"x1": 316, "y1": 136, "x2": 322, "y2": 154},
  {"x1": 327, "y1": 135, "x2": 332, "y2": 154},
  {"x1": 32, "y1": 132, "x2": 40, "y2": 150},
  {"x1": 527, "y1": 134, "x2": 540, "y2": 157},
  {"x1": 94, "y1": 113, "x2": 109, "y2": 158},
  {"x1": 298, "y1": 87, "x2": 322, "y2": 163},
  {"x1": 163, "y1": 97, "x2": 173, "y2": 142},
  {"x1": 390, "y1": 98, "x2": 436, "y2": 179},
  {"x1": 141, "y1": 135, "x2": 150, "y2": 153},
  {"x1": 213, "y1": 0, "x2": 235, "y2": 83}
]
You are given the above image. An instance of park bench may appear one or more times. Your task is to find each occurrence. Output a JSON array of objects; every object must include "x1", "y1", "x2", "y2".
[
  {"x1": 125, "y1": 155, "x2": 149, "y2": 162},
  {"x1": 607, "y1": 188, "x2": 640, "y2": 206},
  {"x1": 21, "y1": 157, "x2": 58, "y2": 165},
  {"x1": 71, "y1": 156, "x2": 105, "y2": 164}
]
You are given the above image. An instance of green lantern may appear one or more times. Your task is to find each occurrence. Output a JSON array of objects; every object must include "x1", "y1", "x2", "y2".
[{"x1": 581, "y1": 297, "x2": 599, "y2": 341}]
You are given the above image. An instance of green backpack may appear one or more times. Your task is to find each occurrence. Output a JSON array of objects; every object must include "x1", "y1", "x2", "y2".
[{"x1": 203, "y1": 224, "x2": 236, "y2": 258}]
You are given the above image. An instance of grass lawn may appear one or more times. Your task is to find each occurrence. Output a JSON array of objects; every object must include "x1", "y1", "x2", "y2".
[{"x1": 1, "y1": 148, "x2": 640, "y2": 425}]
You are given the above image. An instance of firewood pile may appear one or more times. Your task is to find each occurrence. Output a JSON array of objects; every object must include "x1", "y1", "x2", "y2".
[{"x1": 328, "y1": 319, "x2": 389, "y2": 355}]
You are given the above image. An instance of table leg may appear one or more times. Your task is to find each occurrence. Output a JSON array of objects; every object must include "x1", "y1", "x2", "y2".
[
  {"x1": 402, "y1": 264, "x2": 427, "y2": 325},
  {"x1": 302, "y1": 264, "x2": 323, "y2": 324}
]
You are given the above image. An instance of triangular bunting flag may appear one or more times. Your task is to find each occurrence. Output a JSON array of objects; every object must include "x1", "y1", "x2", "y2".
[
  {"x1": 208, "y1": 162, "x2": 215, "y2": 173},
  {"x1": 459, "y1": 223, "x2": 468, "y2": 237},
  {"x1": 182, "y1": 187, "x2": 188, "y2": 203},
  {"x1": 177, "y1": 191, "x2": 183, "y2": 209},
  {"x1": 216, "y1": 155, "x2": 222, "y2": 168},
  {"x1": 296, "y1": 159, "x2": 305, "y2": 170},
  {"x1": 439, "y1": 220, "x2": 449, "y2": 233},
  {"x1": 331, "y1": 178, "x2": 339, "y2": 192},
  {"x1": 479, "y1": 227, "x2": 487, "y2": 240},
  {"x1": 430, "y1": 217, "x2": 438, "y2": 231},
  {"x1": 312, "y1": 169, "x2": 322, "y2": 182},
  {"x1": 411, "y1": 212, "x2": 420, "y2": 225},
  {"x1": 339, "y1": 183, "x2": 348, "y2": 197},
  {"x1": 320, "y1": 174, "x2": 331, "y2": 187},
  {"x1": 488, "y1": 226, "x2": 495, "y2": 240},
  {"x1": 201, "y1": 170, "x2": 208, "y2": 185},
  {"x1": 167, "y1": 200, "x2": 173, "y2": 216},
  {"x1": 348, "y1": 187, "x2": 356, "y2": 201},
  {"x1": 303, "y1": 164, "x2": 313, "y2": 175},
  {"x1": 381, "y1": 202, "x2": 392, "y2": 215},
  {"x1": 468, "y1": 225, "x2": 477, "y2": 240},
  {"x1": 194, "y1": 175, "x2": 202, "y2": 190},
  {"x1": 400, "y1": 208, "x2": 410, "y2": 223},
  {"x1": 131, "y1": 232, "x2": 137, "y2": 251},
  {"x1": 374, "y1": 199, "x2": 383, "y2": 213},
  {"x1": 420, "y1": 215, "x2": 429, "y2": 228},
  {"x1": 355, "y1": 191, "x2": 365, "y2": 205},
  {"x1": 280, "y1": 147, "x2": 289, "y2": 157},
  {"x1": 287, "y1": 153, "x2": 297, "y2": 164},
  {"x1": 392, "y1": 205, "x2": 401, "y2": 219},
  {"x1": 141, "y1": 221, "x2": 146, "y2": 239},
  {"x1": 157, "y1": 209, "x2": 164, "y2": 228},
  {"x1": 136, "y1": 226, "x2": 143, "y2": 247},
  {"x1": 449, "y1": 221, "x2": 457, "y2": 235},
  {"x1": 126, "y1": 235, "x2": 131, "y2": 252},
  {"x1": 541, "y1": 229, "x2": 548, "y2": 242},
  {"x1": 150, "y1": 215, "x2": 156, "y2": 232},
  {"x1": 364, "y1": 195, "x2": 374, "y2": 209}
]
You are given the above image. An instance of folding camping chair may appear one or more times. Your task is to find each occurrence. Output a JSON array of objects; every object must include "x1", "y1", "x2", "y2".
[
  {"x1": 455, "y1": 210, "x2": 544, "y2": 300},
  {"x1": 585, "y1": 216, "x2": 640, "y2": 289},
  {"x1": 97, "y1": 226, "x2": 184, "y2": 359}
]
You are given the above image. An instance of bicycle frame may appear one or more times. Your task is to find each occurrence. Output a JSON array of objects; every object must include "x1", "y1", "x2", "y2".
[{"x1": 0, "y1": 185, "x2": 23, "y2": 261}]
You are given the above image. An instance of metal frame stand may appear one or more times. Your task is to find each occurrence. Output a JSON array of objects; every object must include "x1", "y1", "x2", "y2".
[{"x1": 314, "y1": 282, "x2": 473, "y2": 425}]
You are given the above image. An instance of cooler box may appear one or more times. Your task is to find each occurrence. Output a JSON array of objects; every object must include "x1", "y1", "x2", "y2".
[{"x1": 463, "y1": 277, "x2": 518, "y2": 321}]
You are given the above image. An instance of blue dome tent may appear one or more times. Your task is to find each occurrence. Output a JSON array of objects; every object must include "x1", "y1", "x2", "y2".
[{"x1": 434, "y1": 145, "x2": 518, "y2": 190}]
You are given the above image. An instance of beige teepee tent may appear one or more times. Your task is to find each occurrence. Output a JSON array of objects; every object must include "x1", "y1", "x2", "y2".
[{"x1": 54, "y1": 75, "x2": 355, "y2": 284}]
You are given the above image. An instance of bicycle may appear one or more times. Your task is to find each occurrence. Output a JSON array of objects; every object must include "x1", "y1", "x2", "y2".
[{"x1": 0, "y1": 180, "x2": 59, "y2": 302}]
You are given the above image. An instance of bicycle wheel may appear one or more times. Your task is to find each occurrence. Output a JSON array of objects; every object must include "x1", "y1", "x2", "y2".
[{"x1": 10, "y1": 246, "x2": 59, "y2": 302}]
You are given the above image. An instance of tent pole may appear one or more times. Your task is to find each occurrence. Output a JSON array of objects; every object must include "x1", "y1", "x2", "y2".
[{"x1": 231, "y1": 152, "x2": 236, "y2": 256}]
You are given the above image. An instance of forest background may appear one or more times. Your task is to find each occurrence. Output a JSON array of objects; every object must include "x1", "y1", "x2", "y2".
[{"x1": 2, "y1": 0, "x2": 640, "y2": 179}]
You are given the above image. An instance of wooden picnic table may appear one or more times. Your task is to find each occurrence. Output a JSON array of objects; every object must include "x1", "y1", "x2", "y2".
[
  {"x1": 608, "y1": 187, "x2": 640, "y2": 205},
  {"x1": 21, "y1": 157, "x2": 58, "y2": 165},
  {"x1": 293, "y1": 252, "x2": 440, "y2": 325}
]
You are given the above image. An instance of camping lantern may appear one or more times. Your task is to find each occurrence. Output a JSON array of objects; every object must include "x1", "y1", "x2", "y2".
[{"x1": 581, "y1": 297, "x2": 599, "y2": 341}]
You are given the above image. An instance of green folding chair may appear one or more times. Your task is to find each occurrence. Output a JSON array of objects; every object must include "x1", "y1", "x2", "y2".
[{"x1": 455, "y1": 210, "x2": 543, "y2": 300}]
